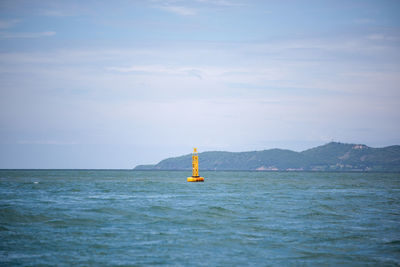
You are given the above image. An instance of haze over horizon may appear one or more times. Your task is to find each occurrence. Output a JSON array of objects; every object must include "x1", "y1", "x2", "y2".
[{"x1": 1, "y1": 0, "x2": 399, "y2": 168}]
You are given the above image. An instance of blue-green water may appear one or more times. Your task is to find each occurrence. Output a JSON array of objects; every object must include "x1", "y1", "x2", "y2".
[{"x1": 1, "y1": 170, "x2": 400, "y2": 266}]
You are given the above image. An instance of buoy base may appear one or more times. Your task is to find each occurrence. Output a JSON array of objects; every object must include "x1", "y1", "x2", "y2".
[{"x1": 187, "y1": 176, "x2": 204, "y2": 182}]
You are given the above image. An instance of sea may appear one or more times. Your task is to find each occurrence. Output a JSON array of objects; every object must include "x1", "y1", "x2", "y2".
[{"x1": 1, "y1": 170, "x2": 399, "y2": 266}]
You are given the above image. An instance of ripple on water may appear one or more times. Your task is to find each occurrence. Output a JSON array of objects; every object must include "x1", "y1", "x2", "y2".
[{"x1": 1, "y1": 170, "x2": 399, "y2": 266}]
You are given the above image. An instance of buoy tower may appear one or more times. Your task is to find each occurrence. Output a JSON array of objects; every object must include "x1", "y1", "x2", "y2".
[{"x1": 187, "y1": 148, "x2": 204, "y2": 182}]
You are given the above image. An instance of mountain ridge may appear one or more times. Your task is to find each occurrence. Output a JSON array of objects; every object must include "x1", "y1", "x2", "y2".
[{"x1": 134, "y1": 142, "x2": 400, "y2": 172}]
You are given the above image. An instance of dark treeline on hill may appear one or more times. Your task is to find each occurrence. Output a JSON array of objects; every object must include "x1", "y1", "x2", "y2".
[{"x1": 134, "y1": 142, "x2": 400, "y2": 172}]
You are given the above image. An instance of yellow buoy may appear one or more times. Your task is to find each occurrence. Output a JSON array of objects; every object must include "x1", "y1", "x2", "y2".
[{"x1": 187, "y1": 148, "x2": 204, "y2": 182}]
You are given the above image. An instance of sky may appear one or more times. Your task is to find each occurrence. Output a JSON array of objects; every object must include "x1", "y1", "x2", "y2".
[{"x1": 0, "y1": 0, "x2": 399, "y2": 168}]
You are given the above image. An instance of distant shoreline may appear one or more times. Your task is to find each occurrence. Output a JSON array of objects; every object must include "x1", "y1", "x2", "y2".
[
  {"x1": 134, "y1": 142, "x2": 400, "y2": 172},
  {"x1": 1, "y1": 169, "x2": 399, "y2": 174}
]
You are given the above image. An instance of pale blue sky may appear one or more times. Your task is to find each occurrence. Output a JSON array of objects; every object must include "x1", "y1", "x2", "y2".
[{"x1": 0, "y1": 0, "x2": 399, "y2": 168}]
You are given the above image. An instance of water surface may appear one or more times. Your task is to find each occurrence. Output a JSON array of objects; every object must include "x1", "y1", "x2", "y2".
[{"x1": 1, "y1": 170, "x2": 399, "y2": 266}]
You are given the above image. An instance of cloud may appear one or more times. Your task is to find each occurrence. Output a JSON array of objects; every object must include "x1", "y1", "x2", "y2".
[
  {"x1": 106, "y1": 65, "x2": 204, "y2": 79},
  {"x1": 195, "y1": 0, "x2": 243, "y2": 7},
  {"x1": 17, "y1": 140, "x2": 78, "y2": 145},
  {"x1": 1, "y1": 36, "x2": 399, "y2": 159},
  {"x1": 40, "y1": 9, "x2": 72, "y2": 17},
  {"x1": 157, "y1": 5, "x2": 196, "y2": 15},
  {"x1": 152, "y1": 0, "x2": 243, "y2": 15},
  {"x1": 0, "y1": 19, "x2": 19, "y2": 29},
  {"x1": 106, "y1": 64, "x2": 284, "y2": 82},
  {"x1": 365, "y1": 34, "x2": 399, "y2": 42},
  {"x1": 367, "y1": 34, "x2": 385, "y2": 40},
  {"x1": 105, "y1": 63, "x2": 294, "y2": 85},
  {"x1": 353, "y1": 18, "x2": 375, "y2": 25},
  {"x1": 0, "y1": 31, "x2": 56, "y2": 39}
]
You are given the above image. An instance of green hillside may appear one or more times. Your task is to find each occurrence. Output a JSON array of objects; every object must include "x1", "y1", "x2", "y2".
[{"x1": 134, "y1": 142, "x2": 400, "y2": 172}]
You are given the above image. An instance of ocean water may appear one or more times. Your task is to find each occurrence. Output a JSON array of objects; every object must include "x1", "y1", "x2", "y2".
[{"x1": 1, "y1": 170, "x2": 400, "y2": 266}]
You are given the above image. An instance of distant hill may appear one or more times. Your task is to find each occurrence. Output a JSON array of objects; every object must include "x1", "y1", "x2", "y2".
[{"x1": 134, "y1": 142, "x2": 400, "y2": 172}]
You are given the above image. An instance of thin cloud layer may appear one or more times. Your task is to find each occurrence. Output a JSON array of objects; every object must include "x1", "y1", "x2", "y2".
[
  {"x1": 157, "y1": 5, "x2": 197, "y2": 16},
  {"x1": 0, "y1": 0, "x2": 399, "y2": 168},
  {"x1": 0, "y1": 19, "x2": 19, "y2": 29},
  {"x1": 0, "y1": 31, "x2": 55, "y2": 39}
]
